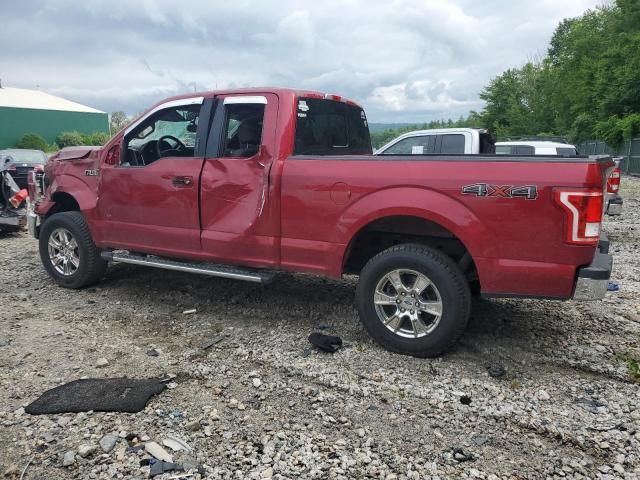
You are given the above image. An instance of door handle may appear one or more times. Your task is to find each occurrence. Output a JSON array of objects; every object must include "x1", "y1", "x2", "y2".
[{"x1": 172, "y1": 176, "x2": 193, "y2": 187}]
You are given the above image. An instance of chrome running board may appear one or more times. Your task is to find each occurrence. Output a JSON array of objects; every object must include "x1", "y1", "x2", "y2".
[{"x1": 101, "y1": 251, "x2": 274, "y2": 284}]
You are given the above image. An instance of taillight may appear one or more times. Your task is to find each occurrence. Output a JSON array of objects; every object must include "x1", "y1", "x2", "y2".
[
  {"x1": 324, "y1": 93, "x2": 344, "y2": 102},
  {"x1": 607, "y1": 168, "x2": 620, "y2": 193},
  {"x1": 555, "y1": 190, "x2": 603, "y2": 245},
  {"x1": 27, "y1": 170, "x2": 44, "y2": 201},
  {"x1": 27, "y1": 170, "x2": 37, "y2": 200}
]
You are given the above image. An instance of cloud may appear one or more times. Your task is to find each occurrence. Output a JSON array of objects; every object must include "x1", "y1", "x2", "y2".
[
  {"x1": 368, "y1": 80, "x2": 475, "y2": 113},
  {"x1": 0, "y1": 0, "x2": 602, "y2": 122}
]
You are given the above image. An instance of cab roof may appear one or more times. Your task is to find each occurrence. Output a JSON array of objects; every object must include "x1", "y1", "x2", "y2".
[{"x1": 157, "y1": 87, "x2": 364, "y2": 109}]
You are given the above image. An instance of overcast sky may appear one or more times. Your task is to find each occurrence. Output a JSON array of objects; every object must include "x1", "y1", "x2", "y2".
[{"x1": 0, "y1": 0, "x2": 605, "y2": 122}]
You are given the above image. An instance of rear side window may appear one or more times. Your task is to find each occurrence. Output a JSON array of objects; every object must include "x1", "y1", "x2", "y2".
[
  {"x1": 439, "y1": 134, "x2": 465, "y2": 154},
  {"x1": 294, "y1": 98, "x2": 372, "y2": 155},
  {"x1": 222, "y1": 103, "x2": 265, "y2": 158},
  {"x1": 556, "y1": 147, "x2": 577, "y2": 156},
  {"x1": 514, "y1": 145, "x2": 535, "y2": 155},
  {"x1": 496, "y1": 145, "x2": 535, "y2": 155}
]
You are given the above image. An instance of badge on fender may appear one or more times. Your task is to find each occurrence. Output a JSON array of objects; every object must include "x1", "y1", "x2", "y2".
[
  {"x1": 462, "y1": 183, "x2": 537, "y2": 200},
  {"x1": 85, "y1": 169, "x2": 99, "y2": 176}
]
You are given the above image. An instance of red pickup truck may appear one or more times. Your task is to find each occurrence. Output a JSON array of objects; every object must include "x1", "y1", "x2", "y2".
[{"x1": 28, "y1": 88, "x2": 613, "y2": 357}]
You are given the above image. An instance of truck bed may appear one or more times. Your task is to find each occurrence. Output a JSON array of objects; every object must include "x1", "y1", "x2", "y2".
[{"x1": 280, "y1": 154, "x2": 611, "y2": 298}]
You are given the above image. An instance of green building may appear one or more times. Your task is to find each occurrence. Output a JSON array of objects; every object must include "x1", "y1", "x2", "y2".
[{"x1": 0, "y1": 86, "x2": 109, "y2": 149}]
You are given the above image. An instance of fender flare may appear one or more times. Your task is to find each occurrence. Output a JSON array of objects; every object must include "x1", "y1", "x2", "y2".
[{"x1": 44, "y1": 173, "x2": 98, "y2": 214}]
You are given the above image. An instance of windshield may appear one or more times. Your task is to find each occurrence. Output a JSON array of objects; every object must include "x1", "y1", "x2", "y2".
[
  {"x1": 0, "y1": 149, "x2": 47, "y2": 163},
  {"x1": 294, "y1": 98, "x2": 372, "y2": 155}
]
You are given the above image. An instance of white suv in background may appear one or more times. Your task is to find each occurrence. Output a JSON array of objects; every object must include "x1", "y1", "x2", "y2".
[
  {"x1": 495, "y1": 141, "x2": 578, "y2": 156},
  {"x1": 496, "y1": 141, "x2": 622, "y2": 215}
]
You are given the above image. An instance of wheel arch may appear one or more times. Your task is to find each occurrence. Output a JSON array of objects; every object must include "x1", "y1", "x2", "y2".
[
  {"x1": 45, "y1": 191, "x2": 81, "y2": 218},
  {"x1": 38, "y1": 173, "x2": 99, "y2": 220},
  {"x1": 336, "y1": 187, "x2": 493, "y2": 286}
]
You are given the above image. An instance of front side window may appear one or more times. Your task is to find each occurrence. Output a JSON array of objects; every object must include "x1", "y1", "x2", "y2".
[
  {"x1": 294, "y1": 98, "x2": 372, "y2": 155},
  {"x1": 222, "y1": 103, "x2": 265, "y2": 158},
  {"x1": 380, "y1": 134, "x2": 465, "y2": 155},
  {"x1": 382, "y1": 135, "x2": 435, "y2": 155},
  {"x1": 124, "y1": 104, "x2": 201, "y2": 166}
]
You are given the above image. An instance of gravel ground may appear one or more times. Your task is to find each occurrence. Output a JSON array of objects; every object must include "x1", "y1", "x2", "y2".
[{"x1": 1, "y1": 176, "x2": 639, "y2": 480}]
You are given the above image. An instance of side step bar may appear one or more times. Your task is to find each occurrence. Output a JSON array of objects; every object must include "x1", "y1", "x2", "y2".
[{"x1": 101, "y1": 251, "x2": 274, "y2": 284}]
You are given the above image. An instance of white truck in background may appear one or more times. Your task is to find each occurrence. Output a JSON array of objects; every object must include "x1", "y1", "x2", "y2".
[
  {"x1": 496, "y1": 141, "x2": 622, "y2": 215},
  {"x1": 495, "y1": 140, "x2": 578, "y2": 156},
  {"x1": 374, "y1": 129, "x2": 579, "y2": 156},
  {"x1": 374, "y1": 128, "x2": 496, "y2": 155}
]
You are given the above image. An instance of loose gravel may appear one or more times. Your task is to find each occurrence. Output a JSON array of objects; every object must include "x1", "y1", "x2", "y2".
[{"x1": 1, "y1": 177, "x2": 639, "y2": 479}]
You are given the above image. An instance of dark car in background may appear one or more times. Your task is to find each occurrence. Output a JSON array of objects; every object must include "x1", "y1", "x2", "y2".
[{"x1": 0, "y1": 149, "x2": 47, "y2": 189}]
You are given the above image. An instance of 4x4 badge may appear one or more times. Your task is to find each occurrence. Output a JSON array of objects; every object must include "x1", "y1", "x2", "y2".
[{"x1": 462, "y1": 183, "x2": 537, "y2": 200}]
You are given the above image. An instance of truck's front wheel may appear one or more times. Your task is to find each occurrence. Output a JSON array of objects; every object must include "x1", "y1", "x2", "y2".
[
  {"x1": 39, "y1": 212, "x2": 107, "y2": 289},
  {"x1": 355, "y1": 244, "x2": 471, "y2": 357}
]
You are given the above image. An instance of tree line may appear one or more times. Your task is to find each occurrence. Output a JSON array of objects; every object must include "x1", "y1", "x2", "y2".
[{"x1": 374, "y1": 0, "x2": 640, "y2": 149}]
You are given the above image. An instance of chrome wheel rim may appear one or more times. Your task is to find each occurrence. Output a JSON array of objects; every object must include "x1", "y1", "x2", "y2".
[
  {"x1": 48, "y1": 228, "x2": 80, "y2": 276},
  {"x1": 374, "y1": 268, "x2": 443, "y2": 338}
]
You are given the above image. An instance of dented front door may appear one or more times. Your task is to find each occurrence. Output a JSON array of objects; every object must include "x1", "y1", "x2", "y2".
[{"x1": 199, "y1": 93, "x2": 280, "y2": 268}]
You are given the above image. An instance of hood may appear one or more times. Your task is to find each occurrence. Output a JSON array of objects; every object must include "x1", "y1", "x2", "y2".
[{"x1": 51, "y1": 146, "x2": 103, "y2": 162}]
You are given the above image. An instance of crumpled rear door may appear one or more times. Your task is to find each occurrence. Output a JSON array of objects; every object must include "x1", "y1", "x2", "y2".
[{"x1": 199, "y1": 93, "x2": 280, "y2": 267}]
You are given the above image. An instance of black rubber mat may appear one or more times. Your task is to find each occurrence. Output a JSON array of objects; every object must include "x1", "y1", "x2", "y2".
[{"x1": 25, "y1": 378, "x2": 166, "y2": 414}]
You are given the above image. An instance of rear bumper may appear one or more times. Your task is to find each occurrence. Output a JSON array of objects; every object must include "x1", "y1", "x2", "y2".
[
  {"x1": 572, "y1": 235, "x2": 613, "y2": 301},
  {"x1": 478, "y1": 234, "x2": 613, "y2": 300},
  {"x1": 0, "y1": 213, "x2": 27, "y2": 229},
  {"x1": 606, "y1": 195, "x2": 623, "y2": 215}
]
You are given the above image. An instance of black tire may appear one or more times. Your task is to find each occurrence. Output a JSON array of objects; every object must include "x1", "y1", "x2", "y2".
[
  {"x1": 39, "y1": 211, "x2": 107, "y2": 289},
  {"x1": 355, "y1": 243, "x2": 471, "y2": 357}
]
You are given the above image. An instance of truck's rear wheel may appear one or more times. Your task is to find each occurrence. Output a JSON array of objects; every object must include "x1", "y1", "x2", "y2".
[
  {"x1": 39, "y1": 212, "x2": 107, "y2": 289},
  {"x1": 355, "y1": 244, "x2": 470, "y2": 357}
]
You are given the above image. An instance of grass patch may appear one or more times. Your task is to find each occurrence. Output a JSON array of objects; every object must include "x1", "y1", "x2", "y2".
[{"x1": 619, "y1": 353, "x2": 640, "y2": 381}]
